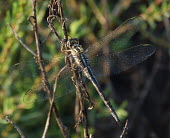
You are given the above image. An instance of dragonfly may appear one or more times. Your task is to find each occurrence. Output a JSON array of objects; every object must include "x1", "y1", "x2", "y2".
[{"x1": 10, "y1": 16, "x2": 156, "y2": 124}]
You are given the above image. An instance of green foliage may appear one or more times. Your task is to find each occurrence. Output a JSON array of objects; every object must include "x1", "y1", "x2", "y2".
[
  {"x1": 0, "y1": 0, "x2": 168, "y2": 137},
  {"x1": 141, "y1": 0, "x2": 170, "y2": 28}
]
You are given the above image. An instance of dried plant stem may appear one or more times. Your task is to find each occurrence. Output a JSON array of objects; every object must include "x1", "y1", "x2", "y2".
[
  {"x1": 41, "y1": 30, "x2": 53, "y2": 46},
  {"x1": 47, "y1": 0, "x2": 93, "y2": 137},
  {"x1": 69, "y1": 58, "x2": 89, "y2": 138},
  {"x1": 120, "y1": 119, "x2": 128, "y2": 138},
  {"x1": 8, "y1": 24, "x2": 37, "y2": 57},
  {"x1": 75, "y1": 95, "x2": 81, "y2": 137},
  {"x1": 142, "y1": 31, "x2": 169, "y2": 48},
  {"x1": 163, "y1": 16, "x2": 170, "y2": 41},
  {"x1": 53, "y1": 1, "x2": 88, "y2": 127},
  {"x1": 57, "y1": 0, "x2": 68, "y2": 40},
  {"x1": 42, "y1": 65, "x2": 69, "y2": 138},
  {"x1": 42, "y1": 104, "x2": 53, "y2": 138},
  {"x1": 31, "y1": 0, "x2": 68, "y2": 137},
  {"x1": 9, "y1": 0, "x2": 69, "y2": 137},
  {"x1": 87, "y1": 0, "x2": 107, "y2": 26},
  {"x1": 5, "y1": 116, "x2": 25, "y2": 138}
]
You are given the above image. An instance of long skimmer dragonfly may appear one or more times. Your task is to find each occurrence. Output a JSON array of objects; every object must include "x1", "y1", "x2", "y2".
[{"x1": 10, "y1": 16, "x2": 156, "y2": 124}]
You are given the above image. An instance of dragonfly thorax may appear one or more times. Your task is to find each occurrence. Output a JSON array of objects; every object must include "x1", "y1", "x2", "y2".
[{"x1": 67, "y1": 38, "x2": 84, "y2": 54}]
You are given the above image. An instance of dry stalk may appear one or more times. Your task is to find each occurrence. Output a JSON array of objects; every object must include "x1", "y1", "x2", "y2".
[
  {"x1": 5, "y1": 116, "x2": 25, "y2": 138},
  {"x1": 47, "y1": 0, "x2": 94, "y2": 137}
]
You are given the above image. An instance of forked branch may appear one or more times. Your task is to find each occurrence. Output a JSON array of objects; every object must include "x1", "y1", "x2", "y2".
[
  {"x1": 30, "y1": 0, "x2": 69, "y2": 137},
  {"x1": 47, "y1": 0, "x2": 91, "y2": 137}
]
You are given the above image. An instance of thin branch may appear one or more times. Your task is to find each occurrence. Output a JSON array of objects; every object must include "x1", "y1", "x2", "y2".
[
  {"x1": 87, "y1": 0, "x2": 107, "y2": 26},
  {"x1": 141, "y1": 31, "x2": 169, "y2": 48},
  {"x1": 56, "y1": 1, "x2": 90, "y2": 136},
  {"x1": 42, "y1": 65, "x2": 68, "y2": 137},
  {"x1": 72, "y1": 66, "x2": 90, "y2": 138},
  {"x1": 53, "y1": 65, "x2": 68, "y2": 93},
  {"x1": 9, "y1": 0, "x2": 68, "y2": 136},
  {"x1": 41, "y1": 30, "x2": 53, "y2": 46},
  {"x1": 163, "y1": 16, "x2": 170, "y2": 41},
  {"x1": 9, "y1": 2, "x2": 68, "y2": 137},
  {"x1": 31, "y1": 0, "x2": 69, "y2": 137},
  {"x1": 47, "y1": 1, "x2": 62, "y2": 43},
  {"x1": 42, "y1": 103, "x2": 53, "y2": 138},
  {"x1": 74, "y1": 94, "x2": 81, "y2": 137},
  {"x1": 57, "y1": 0, "x2": 68, "y2": 40},
  {"x1": 5, "y1": 116, "x2": 25, "y2": 138},
  {"x1": 120, "y1": 119, "x2": 128, "y2": 138},
  {"x1": 89, "y1": 134, "x2": 94, "y2": 138},
  {"x1": 47, "y1": 17, "x2": 62, "y2": 43},
  {"x1": 47, "y1": 1, "x2": 92, "y2": 137},
  {"x1": 8, "y1": 24, "x2": 37, "y2": 57},
  {"x1": 112, "y1": 0, "x2": 132, "y2": 17}
]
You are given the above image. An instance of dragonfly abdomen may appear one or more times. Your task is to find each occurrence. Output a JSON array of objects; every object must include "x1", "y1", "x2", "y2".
[{"x1": 83, "y1": 65, "x2": 121, "y2": 124}]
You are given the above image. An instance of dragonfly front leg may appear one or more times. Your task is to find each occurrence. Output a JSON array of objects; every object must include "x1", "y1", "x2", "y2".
[
  {"x1": 71, "y1": 66, "x2": 94, "y2": 109},
  {"x1": 61, "y1": 49, "x2": 72, "y2": 52}
]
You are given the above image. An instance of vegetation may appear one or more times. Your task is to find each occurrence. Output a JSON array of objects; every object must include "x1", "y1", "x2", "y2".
[{"x1": 0, "y1": 0, "x2": 170, "y2": 137}]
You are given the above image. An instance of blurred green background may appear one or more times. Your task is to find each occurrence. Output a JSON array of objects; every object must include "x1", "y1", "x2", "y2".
[{"x1": 0, "y1": 0, "x2": 170, "y2": 137}]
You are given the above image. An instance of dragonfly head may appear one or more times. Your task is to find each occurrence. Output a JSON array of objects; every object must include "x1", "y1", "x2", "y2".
[{"x1": 67, "y1": 38, "x2": 84, "y2": 54}]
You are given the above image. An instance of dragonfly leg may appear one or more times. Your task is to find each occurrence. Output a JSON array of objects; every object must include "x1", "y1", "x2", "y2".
[
  {"x1": 71, "y1": 76, "x2": 76, "y2": 85},
  {"x1": 74, "y1": 110, "x2": 83, "y2": 128},
  {"x1": 61, "y1": 49, "x2": 71, "y2": 52},
  {"x1": 80, "y1": 82, "x2": 94, "y2": 110}
]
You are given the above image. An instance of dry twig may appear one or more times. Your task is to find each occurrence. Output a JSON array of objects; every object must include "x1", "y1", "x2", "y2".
[
  {"x1": 30, "y1": 0, "x2": 68, "y2": 137},
  {"x1": 5, "y1": 116, "x2": 25, "y2": 138},
  {"x1": 8, "y1": 24, "x2": 37, "y2": 57},
  {"x1": 120, "y1": 119, "x2": 128, "y2": 138},
  {"x1": 47, "y1": 0, "x2": 92, "y2": 137}
]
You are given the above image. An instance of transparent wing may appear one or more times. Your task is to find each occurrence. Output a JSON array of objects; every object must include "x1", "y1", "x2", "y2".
[
  {"x1": 23, "y1": 67, "x2": 75, "y2": 103},
  {"x1": 9, "y1": 57, "x2": 75, "y2": 103},
  {"x1": 85, "y1": 16, "x2": 145, "y2": 58},
  {"x1": 9, "y1": 57, "x2": 65, "y2": 77},
  {"x1": 9, "y1": 61, "x2": 41, "y2": 78},
  {"x1": 89, "y1": 44, "x2": 156, "y2": 77}
]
